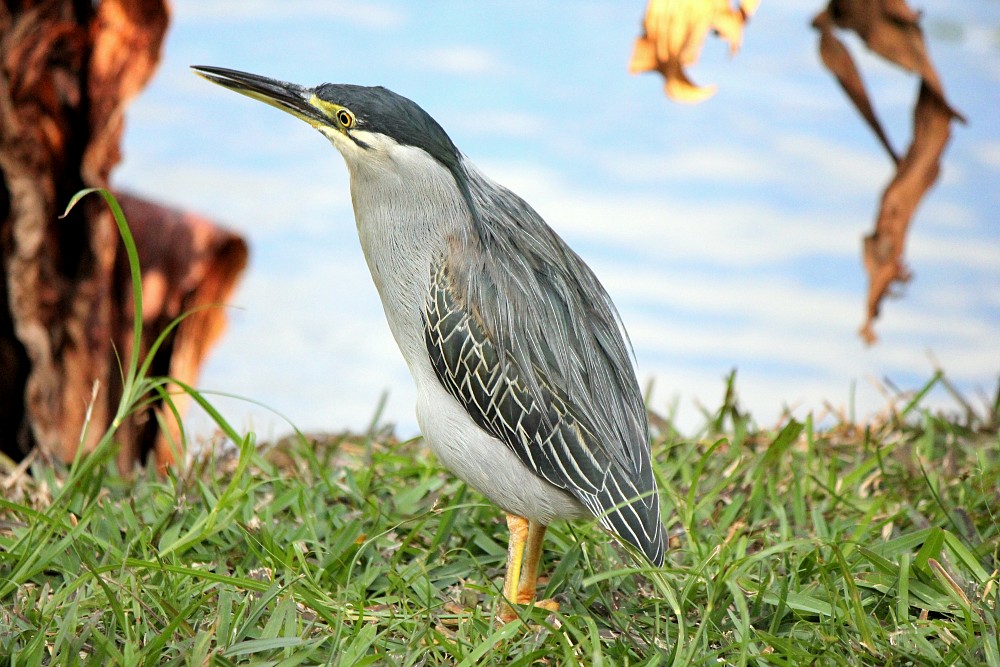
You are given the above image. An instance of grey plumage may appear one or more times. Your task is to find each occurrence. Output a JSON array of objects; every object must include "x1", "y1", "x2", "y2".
[
  {"x1": 193, "y1": 65, "x2": 666, "y2": 568},
  {"x1": 427, "y1": 168, "x2": 665, "y2": 566}
]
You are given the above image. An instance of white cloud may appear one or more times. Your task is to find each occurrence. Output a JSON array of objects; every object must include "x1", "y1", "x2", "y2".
[
  {"x1": 193, "y1": 242, "x2": 416, "y2": 435},
  {"x1": 957, "y1": 24, "x2": 1000, "y2": 58},
  {"x1": 604, "y1": 146, "x2": 785, "y2": 186},
  {"x1": 174, "y1": 0, "x2": 405, "y2": 28},
  {"x1": 483, "y1": 161, "x2": 860, "y2": 266},
  {"x1": 114, "y1": 157, "x2": 353, "y2": 238},
  {"x1": 772, "y1": 133, "x2": 894, "y2": 190},
  {"x1": 908, "y1": 233, "x2": 1000, "y2": 273},
  {"x1": 405, "y1": 46, "x2": 506, "y2": 76},
  {"x1": 601, "y1": 132, "x2": 892, "y2": 193},
  {"x1": 447, "y1": 110, "x2": 546, "y2": 139},
  {"x1": 919, "y1": 199, "x2": 978, "y2": 231},
  {"x1": 973, "y1": 141, "x2": 1000, "y2": 171}
]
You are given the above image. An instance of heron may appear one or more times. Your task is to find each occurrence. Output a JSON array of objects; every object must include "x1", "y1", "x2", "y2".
[{"x1": 193, "y1": 66, "x2": 666, "y2": 622}]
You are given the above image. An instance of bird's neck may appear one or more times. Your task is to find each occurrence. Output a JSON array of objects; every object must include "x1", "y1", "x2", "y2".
[{"x1": 345, "y1": 151, "x2": 470, "y2": 370}]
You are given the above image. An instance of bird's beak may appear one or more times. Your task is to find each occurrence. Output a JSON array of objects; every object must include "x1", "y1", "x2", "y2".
[{"x1": 192, "y1": 65, "x2": 328, "y2": 128}]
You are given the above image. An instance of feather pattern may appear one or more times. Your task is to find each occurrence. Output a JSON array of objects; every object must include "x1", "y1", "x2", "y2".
[{"x1": 423, "y1": 162, "x2": 666, "y2": 566}]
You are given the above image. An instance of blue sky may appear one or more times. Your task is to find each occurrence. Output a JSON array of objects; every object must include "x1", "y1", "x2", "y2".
[{"x1": 115, "y1": 0, "x2": 1000, "y2": 440}]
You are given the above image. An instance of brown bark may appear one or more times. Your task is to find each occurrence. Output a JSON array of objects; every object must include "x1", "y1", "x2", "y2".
[{"x1": 0, "y1": 1, "x2": 247, "y2": 472}]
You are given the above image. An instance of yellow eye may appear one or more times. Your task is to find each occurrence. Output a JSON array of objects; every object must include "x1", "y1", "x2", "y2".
[{"x1": 337, "y1": 109, "x2": 355, "y2": 128}]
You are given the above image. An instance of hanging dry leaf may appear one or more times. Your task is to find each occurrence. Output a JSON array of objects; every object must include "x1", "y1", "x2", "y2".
[
  {"x1": 860, "y1": 84, "x2": 955, "y2": 345},
  {"x1": 814, "y1": 13, "x2": 900, "y2": 164},
  {"x1": 812, "y1": 0, "x2": 964, "y2": 344},
  {"x1": 630, "y1": 0, "x2": 760, "y2": 103}
]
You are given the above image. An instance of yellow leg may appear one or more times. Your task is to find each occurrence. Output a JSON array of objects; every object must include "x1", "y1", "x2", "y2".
[
  {"x1": 516, "y1": 521, "x2": 546, "y2": 604},
  {"x1": 498, "y1": 517, "x2": 560, "y2": 623},
  {"x1": 499, "y1": 514, "x2": 529, "y2": 623}
]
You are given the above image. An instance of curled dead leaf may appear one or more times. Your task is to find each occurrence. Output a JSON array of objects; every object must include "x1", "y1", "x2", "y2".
[{"x1": 812, "y1": 0, "x2": 964, "y2": 344}]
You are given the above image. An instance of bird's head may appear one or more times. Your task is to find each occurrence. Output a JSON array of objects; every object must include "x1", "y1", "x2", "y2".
[{"x1": 192, "y1": 66, "x2": 462, "y2": 178}]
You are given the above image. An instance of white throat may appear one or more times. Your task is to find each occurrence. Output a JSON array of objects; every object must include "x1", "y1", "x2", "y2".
[{"x1": 326, "y1": 129, "x2": 469, "y2": 376}]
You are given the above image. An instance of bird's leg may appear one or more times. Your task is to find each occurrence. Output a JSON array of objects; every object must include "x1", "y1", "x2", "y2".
[
  {"x1": 499, "y1": 516, "x2": 559, "y2": 623},
  {"x1": 515, "y1": 520, "x2": 547, "y2": 603},
  {"x1": 517, "y1": 521, "x2": 559, "y2": 614},
  {"x1": 499, "y1": 514, "x2": 529, "y2": 623}
]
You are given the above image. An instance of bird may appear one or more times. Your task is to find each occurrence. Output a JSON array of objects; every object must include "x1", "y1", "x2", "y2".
[{"x1": 192, "y1": 66, "x2": 666, "y2": 622}]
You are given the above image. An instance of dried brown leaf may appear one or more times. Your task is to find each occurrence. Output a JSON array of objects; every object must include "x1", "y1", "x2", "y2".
[
  {"x1": 630, "y1": 0, "x2": 757, "y2": 103},
  {"x1": 812, "y1": 0, "x2": 964, "y2": 344}
]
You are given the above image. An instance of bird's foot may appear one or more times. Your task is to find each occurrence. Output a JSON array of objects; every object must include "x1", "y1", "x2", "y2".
[
  {"x1": 532, "y1": 597, "x2": 560, "y2": 613},
  {"x1": 497, "y1": 597, "x2": 560, "y2": 624}
]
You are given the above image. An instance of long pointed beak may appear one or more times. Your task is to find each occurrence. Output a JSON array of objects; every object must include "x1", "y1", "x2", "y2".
[{"x1": 192, "y1": 65, "x2": 328, "y2": 127}]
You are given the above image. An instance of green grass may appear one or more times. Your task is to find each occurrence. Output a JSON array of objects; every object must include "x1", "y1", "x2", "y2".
[{"x1": 0, "y1": 191, "x2": 998, "y2": 665}]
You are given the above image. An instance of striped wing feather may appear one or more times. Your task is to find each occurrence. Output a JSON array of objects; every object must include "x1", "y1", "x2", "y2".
[{"x1": 424, "y1": 258, "x2": 666, "y2": 566}]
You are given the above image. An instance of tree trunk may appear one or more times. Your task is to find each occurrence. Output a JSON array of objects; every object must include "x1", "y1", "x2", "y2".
[{"x1": 0, "y1": 0, "x2": 247, "y2": 472}]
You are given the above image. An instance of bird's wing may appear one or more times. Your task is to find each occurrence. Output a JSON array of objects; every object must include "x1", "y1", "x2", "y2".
[
  {"x1": 422, "y1": 171, "x2": 665, "y2": 565},
  {"x1": 425, "y1": 260, "x2": 607, "y2": 495}
]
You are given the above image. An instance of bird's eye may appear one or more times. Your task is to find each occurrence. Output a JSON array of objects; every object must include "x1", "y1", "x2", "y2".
[{"x1": 337, "y1": 109, "x2": 355, "y2": 128}]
